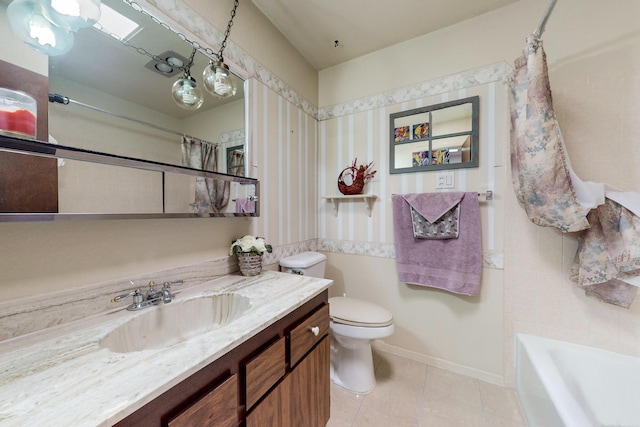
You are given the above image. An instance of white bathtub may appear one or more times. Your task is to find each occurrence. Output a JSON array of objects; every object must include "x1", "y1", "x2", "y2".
[{"x1": 515, "y1": 334, "x2": 640, "y2": 427}]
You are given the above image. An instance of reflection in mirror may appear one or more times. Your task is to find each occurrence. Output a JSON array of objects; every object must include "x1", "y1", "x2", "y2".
[
  {"x1": 47, "y1": 0, "x2": 246, "y2": 175},
  {"x1": 0, "y1": 135, "x2": 259, "y2": 219},
  {"x1": 0, "y1": 0, "x2": 257, "y2": 220},
  {"x1": 226, "y1": 145, "x2": 244, "y2": 176},
  {"x1": 389, "y1": 96, "x2": 479, "y2": 173}
]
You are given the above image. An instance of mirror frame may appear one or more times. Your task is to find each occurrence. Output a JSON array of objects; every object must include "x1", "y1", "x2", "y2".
[
  {"x1": 226, "y1": 144, "x2": 244, "y2": 176},
  {"x1": 389, "y1": 96, "x2": 479, "y2": 173}
]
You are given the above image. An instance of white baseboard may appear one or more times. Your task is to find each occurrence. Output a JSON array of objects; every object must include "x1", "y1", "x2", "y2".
[{"x1": 372, "y1": 340, "x2": 505, "y2": 386}]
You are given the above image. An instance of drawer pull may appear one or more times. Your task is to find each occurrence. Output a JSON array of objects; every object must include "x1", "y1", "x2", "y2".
[{"x1": 310, "y1": 326, "x2": 320, "y2": 336}]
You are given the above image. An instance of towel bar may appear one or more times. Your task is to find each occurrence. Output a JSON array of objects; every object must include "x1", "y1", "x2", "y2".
[
  {"x1": 479, "y1": 190, "x2": 493, "y2": 200},
  {"x1": 391, "y1": 191, "x2": 493, "y2": 201},
  {"x1": 232, "y1": 195, "x2": 259, "y2": 202}
]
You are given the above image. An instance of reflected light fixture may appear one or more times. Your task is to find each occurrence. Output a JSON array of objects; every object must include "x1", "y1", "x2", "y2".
[
  {"x1": 202, "y1": 0, "x2": 239, "y2": 99},
  {"x1": 6, "y1": 0, "x2": 101, "y2": 56},
  {"x1": 49, "y1": 0, "x2": 101, "y2": 32},
  {"x1": 171, "y1": 48, "x2": 204, "y2": 110}
]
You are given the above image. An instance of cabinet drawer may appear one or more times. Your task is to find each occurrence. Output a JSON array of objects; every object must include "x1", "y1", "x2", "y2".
[
  {"x1": 289, "y1": 304, "x2": 329, "y2": 367},
  {"x1": 245, "y1": 336, "x2": 286, "y2": 410},
  {"x1": 168, "y1": 374, "x2": 238, "y2": 427}
]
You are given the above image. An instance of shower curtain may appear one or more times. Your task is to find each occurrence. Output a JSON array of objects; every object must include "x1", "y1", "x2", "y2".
[
  {"x1": 181, "y1": 137, "x2": 230, "y2": 216},
  {"x1": 509, "y1": 34, "x2": 603, "y2": 233},
  {"x1": 509, "y1": 34, "x2": 640, "y2": 307}
]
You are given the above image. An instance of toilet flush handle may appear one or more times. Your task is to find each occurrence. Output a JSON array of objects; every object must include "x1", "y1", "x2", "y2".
[{"x1": 310, "y1": 326, "x2": 320, "y2": 336}]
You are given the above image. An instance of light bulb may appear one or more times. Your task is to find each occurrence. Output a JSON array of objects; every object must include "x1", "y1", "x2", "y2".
[
  {"x1": 203, "y1": 60, "x2": 237, "y2": 98},
  {"x1": 6, "y1": 0, "x2": 74, "y2": 56},
  {"x1": 171, "y1": 76, "x2": 204, "y2": 110},
  {"x1": 49, "y1": 0, "x2": 101, "y2": 32}
]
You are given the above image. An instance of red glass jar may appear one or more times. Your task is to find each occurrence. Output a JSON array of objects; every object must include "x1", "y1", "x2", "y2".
[{"x1": 0, "y1": 88, "x2": 37, "y2": 139}]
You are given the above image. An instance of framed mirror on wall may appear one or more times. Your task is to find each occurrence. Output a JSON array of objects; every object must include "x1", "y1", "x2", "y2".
[
  {"x1": 389, "y1": 96, "x2": 479, "y2": 173},
  {"x1": 227, "y1": 145, "x2": 244, "y2": 176}
]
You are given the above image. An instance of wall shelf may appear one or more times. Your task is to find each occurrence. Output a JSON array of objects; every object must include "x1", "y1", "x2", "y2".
[{"x1": 322, "y1": 195, "x2": 377, "y2": 217}]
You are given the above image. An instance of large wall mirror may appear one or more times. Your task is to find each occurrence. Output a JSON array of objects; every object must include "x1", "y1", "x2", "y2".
[
  {"x1": 389, "y1": 96, "x2": 479, "y2": 173},
  {"x1": 48, "y1": 0, "x2": 246, "y2": 174},
  {"x1": 0, "y1": 0, "x2": 257, "y2": 219}
]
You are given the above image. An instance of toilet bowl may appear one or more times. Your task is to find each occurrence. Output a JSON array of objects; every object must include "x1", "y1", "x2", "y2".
[
  {"x1": 279, "y1": 252, "x2": 394, "y2": 394},
  {"x1": 328, "y1": 296, "x2": 393, "y2": 394}
]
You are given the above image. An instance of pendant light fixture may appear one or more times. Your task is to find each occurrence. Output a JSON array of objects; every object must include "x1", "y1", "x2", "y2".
[
  {"x1": 171, "y1": 48, "x2": 204, "y2": 110},
  {"x1": 6, "y1": 0, "x2": 101, "y2": 56},
  {"x1": 202, "y1": 0, "x2": 239, "y2": 99}
]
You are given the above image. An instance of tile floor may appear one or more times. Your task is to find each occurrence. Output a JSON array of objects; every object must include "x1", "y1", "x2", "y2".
[{"x1": 327, "y1": 350, "x2": 527, "y2": 427}]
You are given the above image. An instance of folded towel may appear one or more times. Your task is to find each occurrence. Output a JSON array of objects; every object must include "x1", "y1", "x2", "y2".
[
  {"x1": 235, "y1": 198, "x2": 255, "y2": 214},
  {"x1": 403, "y1": 192, "x2": 463, "y2": 239},
  {"x1": 392, "y1": 192, "x2": 482, "y2": 296}
]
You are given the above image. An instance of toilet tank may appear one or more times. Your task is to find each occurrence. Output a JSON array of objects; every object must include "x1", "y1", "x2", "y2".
[{"x1": 279, "y1": 252, "x2": 327, "y2": 278}]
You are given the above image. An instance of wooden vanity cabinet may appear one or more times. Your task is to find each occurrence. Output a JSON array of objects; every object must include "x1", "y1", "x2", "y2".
[
  {"x1": 167, "y1": 374, "x2": 238, "y2": 427},
  {"x1": 113, "y1": 290, "x2": 329, "y2": 427},
  {"x1": 246, "y1": 304, "x2": 330, "y2": 427}
]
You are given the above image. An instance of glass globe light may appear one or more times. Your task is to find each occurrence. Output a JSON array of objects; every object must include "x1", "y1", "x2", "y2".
[
  {"x1": 171, "y1": 75, "x2": 204, "y2": 110},
  {"x1": 6, "y1": 0, "x2": 74, "y2": 56},
  {"x1": 48, "y1": 0, "x2": 102, "y2": 32},
  {"x1": 202, "y1": 60, "x2": 237, "y2": 98}
]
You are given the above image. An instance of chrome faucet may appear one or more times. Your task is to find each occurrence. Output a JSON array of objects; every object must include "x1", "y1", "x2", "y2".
[{"x1": 111, "y1": 280, "x2": 183, "y2": 311}]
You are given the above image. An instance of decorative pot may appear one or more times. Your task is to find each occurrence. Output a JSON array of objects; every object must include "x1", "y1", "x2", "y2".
[
  {"x1": 237, "y1": 253, "x2": 263, "y2": 276},
  {"x1": 337, "y1": 167, "x2": 365, "y2": 195}
]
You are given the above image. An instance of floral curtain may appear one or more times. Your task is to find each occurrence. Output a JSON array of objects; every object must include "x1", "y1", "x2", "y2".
[
  {"x1": 181, "y1": 137, "x2": 230, "y2": 216},
  {"x1": 509, "y1": 34, "x2": 593, "y2": 232},
  {"x1": 509, "y1": 35, "x2": 640, "y2": 307}
]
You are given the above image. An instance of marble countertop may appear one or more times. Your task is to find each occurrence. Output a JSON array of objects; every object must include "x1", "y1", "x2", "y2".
[{"x1": 0, "y1": 271, "x2": 332, "y2": 426}]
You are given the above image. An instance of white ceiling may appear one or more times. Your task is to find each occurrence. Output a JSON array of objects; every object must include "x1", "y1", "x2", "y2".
[{"x1": 251, "y1": 0, "x2": 518, "y2": 70}]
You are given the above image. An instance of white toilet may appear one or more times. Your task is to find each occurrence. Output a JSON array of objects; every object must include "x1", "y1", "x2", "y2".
[{"x1": 280, "y1": 251, "x2": 394, "y2": 394}]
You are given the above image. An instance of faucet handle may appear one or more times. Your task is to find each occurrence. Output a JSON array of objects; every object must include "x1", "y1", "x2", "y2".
[
  {"x1": 111, "y1": 288, "x2": 142, "y2": 303},
  {"x1": 164, "y1": 280, "x2": 183, "y2": 287}
]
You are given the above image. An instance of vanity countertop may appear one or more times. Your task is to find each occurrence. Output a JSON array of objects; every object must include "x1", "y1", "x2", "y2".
[{"x1": 0, "y1": 271, "x2": 332, "y2": 426}]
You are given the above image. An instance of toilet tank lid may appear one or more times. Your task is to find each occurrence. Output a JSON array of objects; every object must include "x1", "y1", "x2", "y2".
[
  {"x1": 328, "y1": 296, "x2": 393, "y2": 325},
  {"x1": 279, "y1": 251, "x2": 327, "y2": 268}
]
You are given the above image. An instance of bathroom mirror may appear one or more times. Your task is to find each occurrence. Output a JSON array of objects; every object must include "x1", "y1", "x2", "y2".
[
  {"x1": 47, "y1": 0, "x2": 246, "y2": 174},
  {"x1": 389, "y1": 96, "x2": 479, "y2": 173},
  {"x1": 0, "y1": 0, "x2": 258, "y2": 220}
]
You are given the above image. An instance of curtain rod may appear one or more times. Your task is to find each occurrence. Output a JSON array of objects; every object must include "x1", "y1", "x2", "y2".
[
  {"x1": 533, "y1": 0, "x2": 558, "y2": 38},
  {"x1": 48, "y1": 93, "x2": 218, "y2": 146}
]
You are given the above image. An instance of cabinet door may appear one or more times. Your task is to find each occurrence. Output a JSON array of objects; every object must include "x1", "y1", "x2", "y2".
[
  {"x1": 289, "y1": 337, "x2": 330, "y2": 427},
  {"x1": 245, "y1": 337, "x2": 286, "y2": 410},
  {"x1": 168, "y1": 374, "x2": 238, "y2": 427},
  {"x1": 246, "y1": 375, "x2": 291, "y2": 427}
]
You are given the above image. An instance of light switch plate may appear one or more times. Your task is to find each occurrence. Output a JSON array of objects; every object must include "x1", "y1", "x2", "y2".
[{"x1": 436, "y1": 171, "x2": 455, "y2": 189}]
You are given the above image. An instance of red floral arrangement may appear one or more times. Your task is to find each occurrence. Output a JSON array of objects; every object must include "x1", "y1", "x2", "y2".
[{"x1": 337, "y1": 158, "x2": 377, "y2": 195}]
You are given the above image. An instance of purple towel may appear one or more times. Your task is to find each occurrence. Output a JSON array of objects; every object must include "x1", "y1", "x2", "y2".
[
  {"x1": 392, "y1": 192, "x2": 482, "y2": 296},
  {"x1": 235, "y1": 198, "x2": 255, "y2": 213}
]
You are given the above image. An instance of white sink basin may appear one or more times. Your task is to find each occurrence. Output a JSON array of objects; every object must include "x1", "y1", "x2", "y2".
[{"x1": 100, "y1": 293, "x2": 251, "y2": 353}]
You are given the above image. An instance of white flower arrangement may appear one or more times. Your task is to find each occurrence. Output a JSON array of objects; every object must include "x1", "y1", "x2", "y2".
[{"x1": 230, "y1": 235, "x2": 273, "y2": 256}]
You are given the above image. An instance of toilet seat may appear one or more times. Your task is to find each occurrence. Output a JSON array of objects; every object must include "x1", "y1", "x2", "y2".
[{"x1": 329, "y1": 297, "x2": 393, "y2": 328}]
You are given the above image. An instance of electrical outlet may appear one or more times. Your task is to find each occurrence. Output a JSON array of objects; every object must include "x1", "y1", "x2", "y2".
[{"x1": 436, "y1": 171, "x2": 455, "y2": 189}]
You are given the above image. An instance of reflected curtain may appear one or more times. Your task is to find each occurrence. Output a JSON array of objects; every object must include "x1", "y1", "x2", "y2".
[{"x1": 181, "y1": 137, "x2": 230, "y2": 216}]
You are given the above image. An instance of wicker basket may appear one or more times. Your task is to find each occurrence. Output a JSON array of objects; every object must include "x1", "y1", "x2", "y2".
[
  {"x1": 337, "y1": 167, "x2": 365, "y2": 195},
  {"x1": 237, "y1": 253, "x2": 263, "y2": 276}
]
